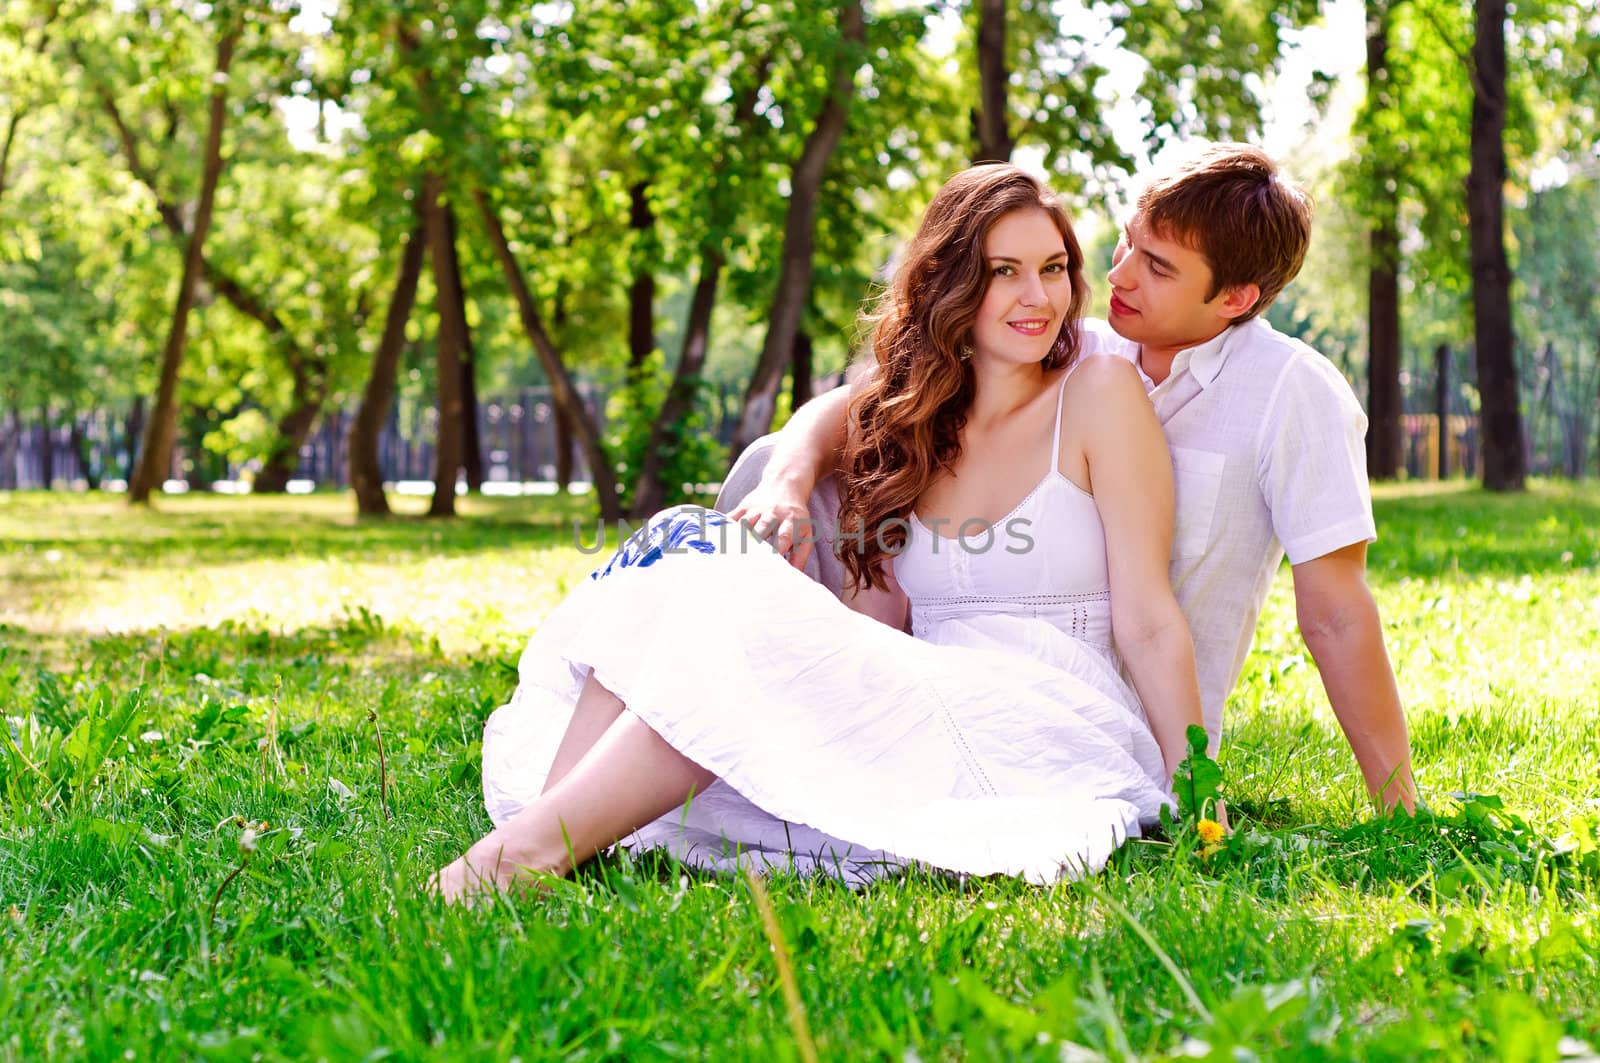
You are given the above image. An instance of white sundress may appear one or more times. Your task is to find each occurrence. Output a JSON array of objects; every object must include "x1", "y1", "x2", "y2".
[{"x1": 480, "y1": 371, "x2": 1173, "y2": 885}]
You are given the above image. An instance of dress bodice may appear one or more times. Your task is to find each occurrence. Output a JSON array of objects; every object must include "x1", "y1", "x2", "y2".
[{"x1": 892, "y1": 368, "x2": 1115, "y2": 655}]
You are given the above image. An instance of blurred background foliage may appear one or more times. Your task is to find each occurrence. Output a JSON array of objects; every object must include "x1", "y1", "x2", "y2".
[{"x1": 0, "y1": 0, "x2": 1595, "y2": 512}]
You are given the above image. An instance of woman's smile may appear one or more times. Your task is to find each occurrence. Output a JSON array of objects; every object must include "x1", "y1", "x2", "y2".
[{"x1": 1008, "y1": 317, "x2": 1052, "y2": 336}]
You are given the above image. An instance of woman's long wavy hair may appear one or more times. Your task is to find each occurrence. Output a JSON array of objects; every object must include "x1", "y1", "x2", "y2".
[{"x1": 838, "y1": 164, "x2": 1090, "y2": 591}]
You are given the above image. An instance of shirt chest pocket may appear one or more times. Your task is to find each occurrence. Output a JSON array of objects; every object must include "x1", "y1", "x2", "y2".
[{"x1": 1169, "y1": 447, "x2": 1226, "y2": 559}]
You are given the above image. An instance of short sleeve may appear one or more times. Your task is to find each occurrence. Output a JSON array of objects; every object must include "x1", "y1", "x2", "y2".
[{"x1": 1255, "y1": 355, "x2": 1377, "y2": 565}]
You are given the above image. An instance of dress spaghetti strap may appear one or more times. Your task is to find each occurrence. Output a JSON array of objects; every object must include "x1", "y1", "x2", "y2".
[{"x1": 1048, "y1": 364, "x2": 1076, "y2": 476}]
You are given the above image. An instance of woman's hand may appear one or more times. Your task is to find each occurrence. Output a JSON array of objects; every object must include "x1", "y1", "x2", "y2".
[
  {"x1": 728, "y1": 482, "x2": 817, "y2": 570},
  {"x1": 725, "y1": 382, "x2": 860, "y2": 569}
]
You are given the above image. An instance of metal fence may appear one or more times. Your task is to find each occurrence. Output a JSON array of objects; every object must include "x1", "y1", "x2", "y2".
[
  {"x1": 0, "y1": 387, "x2": 608, "y2": 491},
  {"x1": 2, "y1": 365, "x2": 1592, "y2": 490},
  {"x1": 1388, "y1": 341, "x2": 1598, "y2": 481}
]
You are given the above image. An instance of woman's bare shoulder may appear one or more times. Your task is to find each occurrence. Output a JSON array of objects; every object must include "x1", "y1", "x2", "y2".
[{"x1": 1062, "y1": 354, "x2": 1147, "y2": 408}]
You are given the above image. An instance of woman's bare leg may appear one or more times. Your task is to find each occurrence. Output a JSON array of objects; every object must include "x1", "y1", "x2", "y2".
[
  {"x1": 542, "y1": 674, "x2": 625, "y2": 793},
  {"x1": 434, "y1": 709, "x2": 715, "y2": 902}
]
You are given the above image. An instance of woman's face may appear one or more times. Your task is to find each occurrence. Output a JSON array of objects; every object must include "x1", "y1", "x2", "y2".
[{"x1": 969, "y1": 208, "x2": 1075, "y2": 368}]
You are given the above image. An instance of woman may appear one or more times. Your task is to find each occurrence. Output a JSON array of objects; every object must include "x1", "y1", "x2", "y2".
[{"x1": 434, "y1": 165, "x2": 1202, "y2": 900}]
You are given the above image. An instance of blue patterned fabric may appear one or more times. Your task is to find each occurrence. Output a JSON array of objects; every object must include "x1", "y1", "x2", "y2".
[{"x1": 591, "y1": 507, "x2": 739, "y2": 581}]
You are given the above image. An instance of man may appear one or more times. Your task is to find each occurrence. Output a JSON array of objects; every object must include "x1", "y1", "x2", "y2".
[{"x1": 718, "y1": 144, "x2": 1416, "y2": 812}]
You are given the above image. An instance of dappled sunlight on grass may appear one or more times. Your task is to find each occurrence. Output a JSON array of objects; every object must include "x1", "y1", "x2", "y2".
[
  {"x1": 6, "y1": 483, "x2": 1600, "y2": 821},
  {"x1": 0, "y1": 490, "x2": 602, "y2": 651},
  {"x1": 1370, "y1": 478, "x2": 1600, "y2": 577},
  {"x1": 1221, "y1": 479, "x2": 1600, "y2": 827},
  {"x1": 3, "y1": 483, "x2": 1599, "y2": 1057}
]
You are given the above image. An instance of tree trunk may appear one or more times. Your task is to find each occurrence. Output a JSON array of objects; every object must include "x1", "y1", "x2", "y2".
[
  {"x1": 629, "y1": 55, "x2": 773, "y2": 517},
  {"x1": 254, "y1": 329, "x2": 332, "y2": 493},
  {"x1": 1435, "y1": 342, "x2": 1450, "y2": 479},
  {"x1": 791, "y1": 328, "x2": 814, "y2": 414},
  {"x1": 1364, "y1": 0, "x2": 1403, "y2": 480},
  {"x1": 129, "y1": 27, "x2": 238, "y2": 505},
  {"x1": 974, "y1": 0, "x2": 1013, "y2": 162},
  {"x1": 391, "y1": 16, "x2": 465, "y2": 515},
  {"x1": 475, "y1": 187, "x2": 623, "y2": 520},
  {"x1": 123, "y1": 397, "x2": 144, "y2": 481},
  {"x1": 349, "y1": 216, "x2": 427, "y2": 516},
  {"x1": 628, "y1": 181, "x2": 656, "y2": 372},
  {"x1": 1466, "y1": 0, "x2": 1525, "y2": 491},
  {"x1": 1589, "y1": 350, "x2": 1600, "y2": 479},
  {"x1": 69, "y1": 414, "x2": 100, "y2": 490},
  {"x1": 424, "y1": 174, "x2": 467, "y2": 517},
  {"x1": 36, "y1": 407, "x2": 54, "y2": 489},
  {"x1": 446, "y1": 204, "x2": 484, "y2": 492},
  {"x1": 459, "y1": 351, "x2": 484, "y2": 491},
  {"x1": 551, "y1": 283, "x2": 573, "y2": 492},
  {"x1": 630, "y1": 252, "x2": 723, "y2": 518},
  {"x1": 1366, "y1": 215, "x2": 1403, "y2": 479},
  {"x1": 0, "y1": 407, "x2": 17, "y2": 490},
  {"x1": 183, "y1": 410, "x2": 209, "y2": 491},
  {"x1": 90, "y1": 43, "x2": 329, "y2": 489},
  {"x1": 1550, "y1": 343, "x2": 1585, "y2": 480},
  {"x1": 555, "y1": 405, "x2": 575, "y2": 494},
  {"x1": 1562, "y1": 406, "x2": 1583, "y2": 479},
  {"x1": 732, "y1": 0, "x2": 865, "y2": 457},
  {"x1": 1532, "y1": 341, "x2": 1557, "y2": 475},
  {"x1": 252, "y1": 386, "x2": 322, "y2": 494},
  {"x1": 0, "y1": 110, "x2": 22, "y2": 206}
]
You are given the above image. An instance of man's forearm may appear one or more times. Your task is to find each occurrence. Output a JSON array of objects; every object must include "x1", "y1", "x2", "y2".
[
  {"x1": 1301, "y1": 598, "x2": 1416, "y2": 812},
  {"x1": 764, "y1": 384, "x2": 852, "y2": 493}
]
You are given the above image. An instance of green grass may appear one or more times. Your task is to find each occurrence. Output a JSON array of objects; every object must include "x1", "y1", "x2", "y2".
[{"x1": 2, "y1": 483, "x2": 1598, "y2": 1061}]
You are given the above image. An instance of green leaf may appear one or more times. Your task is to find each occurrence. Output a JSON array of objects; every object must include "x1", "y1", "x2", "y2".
[
  {"x1": 63, "y1": 686, "x2": 144, "y2": 802},
  {"x1": 1172, "y1": 724, "x2": 1224, "y2": 821}
]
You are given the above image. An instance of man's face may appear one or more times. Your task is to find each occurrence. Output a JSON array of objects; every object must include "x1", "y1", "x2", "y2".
[{"x1": 1105, "y1": 213, "x2": 1246, "y2": 351}]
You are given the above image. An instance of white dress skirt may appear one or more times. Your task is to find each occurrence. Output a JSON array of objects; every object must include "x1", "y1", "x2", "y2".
[{"x1": 480, "y1": 498, "x2": 1174, "y2": 887}]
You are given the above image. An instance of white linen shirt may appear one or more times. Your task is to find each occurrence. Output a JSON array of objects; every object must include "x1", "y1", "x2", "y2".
[{"x1": 1082, "y1": 317, "x2": 1377, "y2": 746}]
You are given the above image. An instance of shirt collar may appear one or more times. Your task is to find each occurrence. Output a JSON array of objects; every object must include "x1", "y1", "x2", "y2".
[
  {"x1": 1145, "y1": 321, "x2": 1244, "y2": 390},
  {"x1": 1183, "y1": 324, "x2": 1237, "y2": 387}
]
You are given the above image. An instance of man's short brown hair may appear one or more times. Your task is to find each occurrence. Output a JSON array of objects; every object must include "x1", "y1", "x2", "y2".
[{"x1": 1136, "y1": 143, "x2": 1313, "y2": 322}]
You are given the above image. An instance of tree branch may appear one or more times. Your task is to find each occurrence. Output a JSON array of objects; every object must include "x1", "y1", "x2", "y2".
[
  {"x1": 1415, "y1": 0, "x2": 1488, "y2": 100},
  {"x1": 0, "y1": 1, "x2": 65, "y2": 206},
  {"x1": 732, "y1": 0, "x2": 866, "y2": 453},
  {"x1": 82, "y1": 50, "x2": 315, "y2": 374},
  {"x1": 0, "y1": 109, "x2": 23, "y2": 205}
]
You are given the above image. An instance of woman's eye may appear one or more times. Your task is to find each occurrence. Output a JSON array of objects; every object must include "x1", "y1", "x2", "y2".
[
  {"x1": 1043, "y1": 263, "x2": 1064, "y2": 274},
  {"x1": 993, "y1": 265, "x2": 1015, "y2": 276}
]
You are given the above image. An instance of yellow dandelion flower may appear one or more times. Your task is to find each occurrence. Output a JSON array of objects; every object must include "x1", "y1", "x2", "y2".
[{"x1": 1197, "y1": 819, "x2": 1226, "y2": 845}]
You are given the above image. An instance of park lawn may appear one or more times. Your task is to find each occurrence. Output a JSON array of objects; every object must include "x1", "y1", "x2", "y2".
[{"x1": 1, "y1": 484, "x2": 1598, "y2": 1061}]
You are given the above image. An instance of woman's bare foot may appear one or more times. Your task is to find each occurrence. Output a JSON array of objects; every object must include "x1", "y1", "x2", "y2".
[
  {"x1": 430, "y1": 708, "x2": 713, "y2": 905},
  {"x1": 429, "y1": 830, "x2": 563, "y2": 905},
  {"x1": 429, "y1": 854, "x2": 497, "y2": 906}
]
